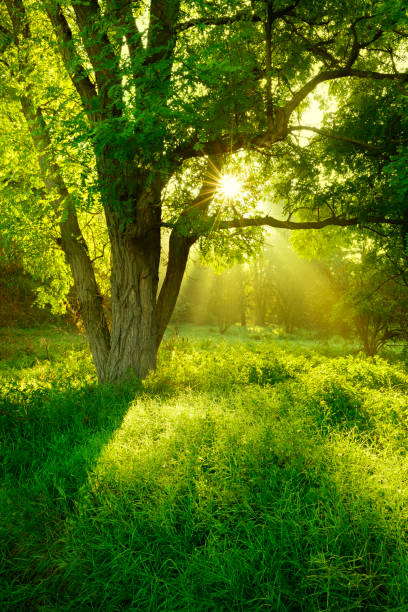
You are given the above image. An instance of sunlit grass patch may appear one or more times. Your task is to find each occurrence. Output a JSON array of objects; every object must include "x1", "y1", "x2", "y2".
[
  {"x1": 91, "y1": 388, "x2": 281, "y2": 490},
  {"x1": 63, "y1": 382, "x2": 408, "y2": 609},
  {"x1": 2, "y1": 325, "x2": 408, "y2": 610}
]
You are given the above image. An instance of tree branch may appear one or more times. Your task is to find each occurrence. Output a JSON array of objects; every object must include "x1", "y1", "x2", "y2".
[
  {"x1": 172, "y1": 21, "x2": 407, "y2": 163},
  {"x1": 348, "y1": 68, "x2": 408, "y2": 81},
  {"x1": 172, "y1": 69, "x2": 353, "y2": 162},
  {"x1": 156, "y1": 156, "x2": 222, "y2": 345},
  {"x1": 289, "y1": 125, "x2": 381, "y2": 150},
  {"x1": 143, "y1": 0, "x2": 181, "y2": 109},
  {"x1": 284, "y1": 64, "x2": 408, "y2": 120},
  {"x1": 106, "y1": 0, "x2": 143, "y2": 81},
  {"x1": 344, "y1": 22, "x2": 360, "y2": 70},
  {"x1": 264, "y1": 2, "x2": 274, "y2": 120},
  {"x1": 4, "y1": 0, "x2": 111, "y2": 379},
  {"x1": 46, "y1": 4, "x2": 98, "y2": 120},
  {"x1": 205, "y1": 214, "x2": 404, "y2": 232},
  {"x1": 281, "y1": 17, "x2": 339, "y2": 67},
  {"x1": 177, "y1": 2, "x2": 300, "y2": 33},
  {"x1": 0, "y1": 23, "x2": 13, "y2": 53},
  {"x1": 147, "y1": 0, "x2": 181, "y2": 58},
  {"x1": 393, "y1": 28, "x2": 408, "y2": 39},
  {"x1": 71, "y1": 0, "x2": 122, "y2": 115},
  {"x1": 177, "y1": 9, "x2": 262, "y2": 32},
  {"x1": 283, "y1": 69, "x2": 351, "y2": 116}
]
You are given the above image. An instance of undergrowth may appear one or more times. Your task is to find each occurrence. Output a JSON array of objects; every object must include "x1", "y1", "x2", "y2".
[{"x1": 1, "y1": 325, "x2": 408, "y2": 610}]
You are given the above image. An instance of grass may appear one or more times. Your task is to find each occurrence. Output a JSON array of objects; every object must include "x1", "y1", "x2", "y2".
[{"x1": 1, "y1": 324, "x2": 408, "y2": 610}]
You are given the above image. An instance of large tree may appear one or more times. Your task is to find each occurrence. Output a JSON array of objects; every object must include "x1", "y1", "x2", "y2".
[{"x1": 0, "y1": 0, "x2": 407, "y2": 381}]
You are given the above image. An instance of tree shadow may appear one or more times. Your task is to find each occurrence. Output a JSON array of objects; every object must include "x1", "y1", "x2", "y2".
[
  {"x1": 4, "y1": 386, "x2": 403, "y2": 611},
  {"x1": 0, "y1": 379, "x2": 139, "y2": 610}
]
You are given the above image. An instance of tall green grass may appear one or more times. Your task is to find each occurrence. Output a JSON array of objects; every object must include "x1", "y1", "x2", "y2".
[{"x1": 1, "y1": 326, "x2": 408, "y2": 610}]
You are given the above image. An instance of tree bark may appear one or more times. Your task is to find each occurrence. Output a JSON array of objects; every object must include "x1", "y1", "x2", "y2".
[
  {"x1": 155, "y1": 157, "x2": 221, "y2": 347},
  {"x1": 20, "y1": 100, "x2": 111, "y2": 382},
  {"x1": 101, "y1": 182, "x2": 162, "y2": 381},
  {"x1": 156, "y1": 230, "x2": 195, "y2": 348},
  {"x1": 60, "y1": 208, "x2": 111, "y2": 381}
]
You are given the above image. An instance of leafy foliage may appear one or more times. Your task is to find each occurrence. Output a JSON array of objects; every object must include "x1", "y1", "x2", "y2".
[{"x1": 0, "y1": 0, "x2": 407, "y2": 381}]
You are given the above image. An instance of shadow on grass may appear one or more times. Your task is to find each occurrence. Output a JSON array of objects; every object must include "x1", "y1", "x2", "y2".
[
  {"x1": 0, "y1": 379, "x2": 140, "y2": 610},
  {"x1": 3, "y1": 387, "x2": 403, "y2": 612},
  {"x1": 3, "y1": 327, "x2": 408, "y2": 609},
  {"x1": 2, "y1": 339, "x2": 408, "y2": 612}
]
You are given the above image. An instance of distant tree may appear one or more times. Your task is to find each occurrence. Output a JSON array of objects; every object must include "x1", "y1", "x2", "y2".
[
  {"x1": 303, "y1": 262, "x2": 345, "y2": 339},
  {"x1": 206, "y1": 267, "x2": 244, "y2": 333},
  {"x1": 332, "y1": 247, "x2": 408, "y2": 355},
  {"x1": 249, "y1": 257, "x2": 269, "y2": 327},
  {"x1": 272, "y1": 269, "x2": 305, "y2": 333},
  {"x1": 246, "y1": 239, "x2": 308, "y2": 332}
]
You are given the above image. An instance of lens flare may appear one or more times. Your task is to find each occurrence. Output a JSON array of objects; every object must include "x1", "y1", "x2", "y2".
[{"x1": 218, "y1": 174, "x2": 242, "y2": 199}]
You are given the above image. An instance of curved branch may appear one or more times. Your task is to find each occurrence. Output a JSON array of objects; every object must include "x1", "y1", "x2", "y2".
[
  {"x1": 289, "y1": 125, "x2": 381, "y2": 150},
  {"x1": 172, "y1": 22, "x2": 407, "y2": 163},
  {"x1": 348, "y1": 68, "x2": 408, "y2": 81},
  {"x1": 208, "y1": 214, "x2": 404, "y2": 232},
  {"x1": 177, "y1": 3, "x2": 299, "y2": 33},
  {"x1": 284, "y1": 69, "x2": 352, "y2": 115},
  {"x1": 284, "y1": 66, "x2": 407, "y2": 119},
  {"x1": 177, "y1": 9, "x2": 261, "y2": 32}
]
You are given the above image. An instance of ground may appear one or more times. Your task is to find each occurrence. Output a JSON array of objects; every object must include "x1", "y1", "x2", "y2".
[{"x1": 1, "y1": 324, "x2": 408, "y2": 610}]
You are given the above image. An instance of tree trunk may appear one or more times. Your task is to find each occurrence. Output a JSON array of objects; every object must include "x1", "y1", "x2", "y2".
[
  {"x1": 155, "y1": 158, "x2": 220, "y2": 348},
  {"x1": 254, "y1": 299, "x2": 266, "y2": 327},
  {"x1": 60, "y1": 209, "x2": 111, "y2": 381},
  {"x1": 101, "y1": 186, "x2": 162, "y2": 382},
  {"x1": 18, "y1": 98, "x2": 112, "y2": 382},
  {"x1": 239, "y1": 278, "x2": 246, "y2": 328},
  {"x1": 156, "y1": 230, "x2": 195, "y2": 347}
]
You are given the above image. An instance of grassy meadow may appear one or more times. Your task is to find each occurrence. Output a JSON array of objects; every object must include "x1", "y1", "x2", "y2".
[{"x1": 2, "y1": 324, "x2": 408, "y2": 610}]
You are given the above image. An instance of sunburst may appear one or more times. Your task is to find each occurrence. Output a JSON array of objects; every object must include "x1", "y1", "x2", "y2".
[{"x1": 218, "y1": 174, "x2": 242, "y2": 200}]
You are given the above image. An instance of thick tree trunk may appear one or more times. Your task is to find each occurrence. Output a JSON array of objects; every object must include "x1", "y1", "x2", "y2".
[
  {"x1": 104, "y1": 230, "x2": 160, "y2": 381},
  {"x1": 102, "y1": 186, "x2": 162, "y2": 382}
]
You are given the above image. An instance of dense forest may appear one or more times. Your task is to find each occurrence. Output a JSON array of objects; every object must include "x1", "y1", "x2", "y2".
[{"x1": 1, "y1": 0, "x2": 408, "y2": 609}]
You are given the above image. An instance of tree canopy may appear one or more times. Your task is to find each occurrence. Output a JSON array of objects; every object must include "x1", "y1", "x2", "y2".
[{"x1": 0, "y1": 0, "x2": 407, "y2": 381}]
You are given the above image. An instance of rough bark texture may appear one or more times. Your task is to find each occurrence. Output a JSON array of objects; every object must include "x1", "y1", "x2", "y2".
[
  {"x1": 24, "y1": 101, "x2": 111, "y2": 382},
  {"x1": 60, "y1": 209, "x2": 111, "y2": 381},
  {"x1": 104, "y1": 199, "x2": 161, "y2": 381}
]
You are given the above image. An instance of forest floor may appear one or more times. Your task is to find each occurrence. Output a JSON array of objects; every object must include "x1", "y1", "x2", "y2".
[{"x1": 1, "y1": 324, "x2": 408, "y2": 610}]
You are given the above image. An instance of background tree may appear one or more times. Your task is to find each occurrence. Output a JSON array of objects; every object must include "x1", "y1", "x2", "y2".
[{"x1": 0, "y1": 0, "x2": 407, "y2": 381}]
